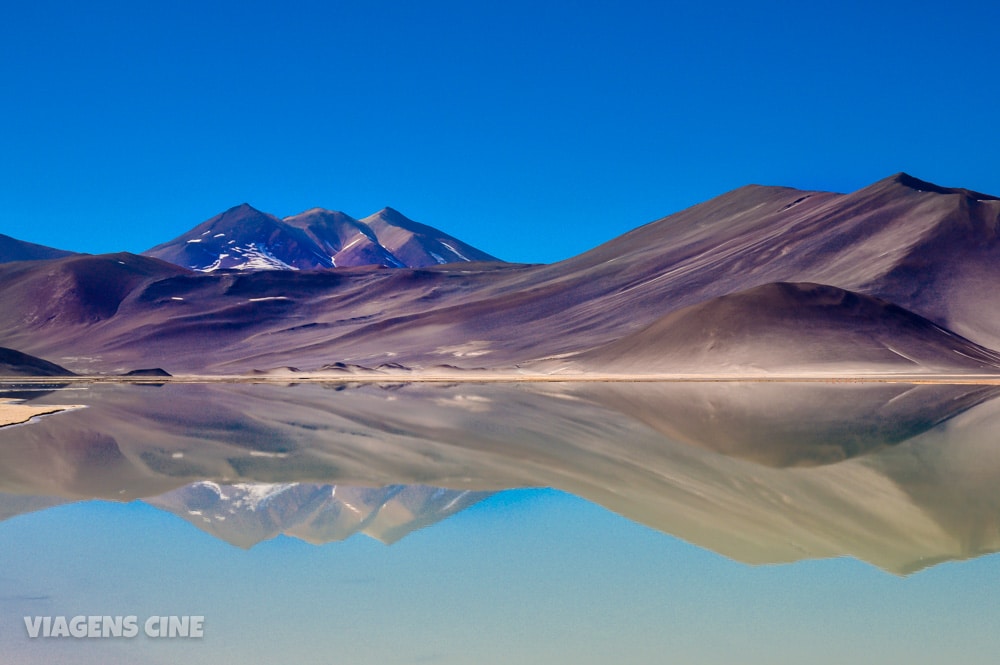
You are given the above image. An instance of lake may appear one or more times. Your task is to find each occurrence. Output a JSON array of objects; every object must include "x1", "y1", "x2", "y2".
[{"x1": 1, "y1": 380, "x2": 999, "y2": 664}]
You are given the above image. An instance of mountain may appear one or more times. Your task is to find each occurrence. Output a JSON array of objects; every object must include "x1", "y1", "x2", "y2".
[
  {"x1": 476, "y1": 172, "x2": 1000, "y2": 358},
  {"x1": 0, "y1": 347, "x2": 75, "y2": 377},
  {"x1": 3, "y1": 172, "x2": 1000, "y2": 375},
  {"x1": 0, "y1": 252, "x2": 187, "y2": 362},
  {"x1": 560, "y1": 282, "x2": 1000, "y2": 375},
  {"x1": 357, "y1": 207, "x2": 499, "y2": 267},
  {"x1": 143, "y1": 204, "x2": 336, "y2": 271},
  {"x1": 143, "y1": 204, "x2": 499, "y2": 271},
  {"x1": 0, "y1": 233, "x2": 77, "y2": 263},
  {"x1": 282, "y1": 208, "x2": 404, "y2": 267}
]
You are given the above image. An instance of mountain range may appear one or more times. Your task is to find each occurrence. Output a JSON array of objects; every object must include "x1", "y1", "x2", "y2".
[
  {"x1": 2, "y1": 173, "x2": 1000, "y2": 376},
  {"x1": 144, "y1": 204, "x2": 498, "y2": 271}
]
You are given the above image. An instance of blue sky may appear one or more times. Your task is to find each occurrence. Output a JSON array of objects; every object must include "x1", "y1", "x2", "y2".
[{"x1": 2, "y1": 0, "x2": 998, "y2": 264}]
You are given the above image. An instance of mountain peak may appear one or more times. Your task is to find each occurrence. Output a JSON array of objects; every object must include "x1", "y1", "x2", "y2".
[
  {"x1": 223, "y1": 202, "x2": 269, "y2": 217},
  {"x1": 370, "y1": 206, "x2": 409, "y2": 222},
  {"x1": 885, "y1": 172, "x2": 999, "y2": 200},
  {"x1": 143, "y1": 203, "x2": 500, "y2": 271},
  {"x1": 891, "y1": 172, "x2": 955, "y2": 195},
  {"x1": 284, "y1": 208, "x2": 357, "y2": 224}
]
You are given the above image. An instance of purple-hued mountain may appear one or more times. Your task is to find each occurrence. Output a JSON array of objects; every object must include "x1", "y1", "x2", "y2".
[
  {"x1": 2, "y1": 172, "x2": 1000, "y2": 375},
  {"x1": 143, "y1": 204, "x2": 499, "y2": 271},
  {"x1": 0, "y1": 233, "x2": 77, "y2": 263},
  {"x1": 560, "y1": 282, "x2": 1000, "y2": 376},
  {"x1": 0, "y1": 347, "x2": 75, "y2": 377}
]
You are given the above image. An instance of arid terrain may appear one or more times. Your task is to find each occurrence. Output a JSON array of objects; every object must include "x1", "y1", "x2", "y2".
[{"x1": 1, "y1": 173, "x2": 999, "y2": 378}]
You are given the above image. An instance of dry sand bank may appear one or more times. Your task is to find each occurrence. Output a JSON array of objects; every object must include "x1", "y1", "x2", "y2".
[{"x1": 0, "y1": 400, "x2": 82, "y2": 427}]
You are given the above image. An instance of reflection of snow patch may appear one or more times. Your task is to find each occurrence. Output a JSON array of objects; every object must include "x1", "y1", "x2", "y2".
[
  {"x1": 441, "y1": 490, "x2": 476, "y2": 512},
  {"x1": 248, "y1": 296, "x2": 291, "y2": 302},
  {"x1": 170, "y1": 297, "x2": 184, "y2": 301},
  {"x1": 196, "y1": 481, "x2": 229, "y2": 501},
  {"x1": 431, "y1": 395, "x2": 492, "y2": 412},
  {"x1": 340, "y1": 501, "x2": 362, "y2": 516},
  {"x1": 229, "y1": 482, "x2": 298, "y2": 511}
]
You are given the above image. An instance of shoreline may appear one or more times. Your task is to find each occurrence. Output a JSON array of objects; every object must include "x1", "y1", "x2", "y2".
[{"x1": 4, "y1": 373, "x2": 1000, "y2": 385}]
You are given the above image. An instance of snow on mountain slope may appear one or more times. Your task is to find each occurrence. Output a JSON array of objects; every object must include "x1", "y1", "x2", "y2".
[
  {"x1": 143, "y1": 204, "x2": 500, "y2": 271},
  {"x1": 144, "y1": 204, "x2": 332, "y2": 271}
]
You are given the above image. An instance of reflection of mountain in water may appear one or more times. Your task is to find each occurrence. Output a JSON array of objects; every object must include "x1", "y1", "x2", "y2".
[
  {"x1": 2, "y1": 380, "x2": 1000, "y2": 573},
  {"x1": 146, "y1": 482, "x2": 490, "y2": 548},
  {"x1": 591, "y1": 381, "x2": 999, "y2": 467}
]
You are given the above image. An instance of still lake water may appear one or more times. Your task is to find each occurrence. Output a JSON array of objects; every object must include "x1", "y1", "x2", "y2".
[{"x1": 1, "y1": 380, "x2": 1000, "y2": 664}]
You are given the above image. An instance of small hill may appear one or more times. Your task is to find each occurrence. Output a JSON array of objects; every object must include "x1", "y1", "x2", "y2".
[
  {"x1": 565, "y1": 282, "x2": 1000, "y2": 375},
  {"x1": 123, "y1": 368, "x2": 172, "y2": 377}
]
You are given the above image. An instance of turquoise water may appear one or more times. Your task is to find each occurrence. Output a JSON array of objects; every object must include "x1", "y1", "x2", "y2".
[
  {"x1": 2, "y1": 381, "x2": 1000, "y2": 663},
  {"x1": 2, "y1": 491, "x2": 1000, "y2": 664}
]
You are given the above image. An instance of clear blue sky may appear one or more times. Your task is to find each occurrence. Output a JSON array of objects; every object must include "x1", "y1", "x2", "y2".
[{"x1": 2, "y1": 0, "x2": 998, "y2": 264}]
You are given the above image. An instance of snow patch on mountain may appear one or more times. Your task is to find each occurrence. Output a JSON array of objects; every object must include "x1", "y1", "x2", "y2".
[{"x1": 198, "y1": 243, "x2": 300, "y2": 272}]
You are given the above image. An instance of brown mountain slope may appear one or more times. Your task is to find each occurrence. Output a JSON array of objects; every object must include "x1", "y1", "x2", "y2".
[
  {"x1": 556, "y1": 282, "x2": 1000, "y2": 375},
  {"x1": 458, "y1": 172, "x2": 1000, "y2": 356},
  {"x1": 282, "y1": 208, "x2": 405, "y2": 267},
  {"x1": 359, "y1": 207, "x2": 499, "y2": 267}
]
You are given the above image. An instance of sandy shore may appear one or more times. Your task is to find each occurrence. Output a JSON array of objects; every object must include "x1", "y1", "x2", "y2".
[{"x1": 0, "y1": 401, "x2": 83, "y2": 428}]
